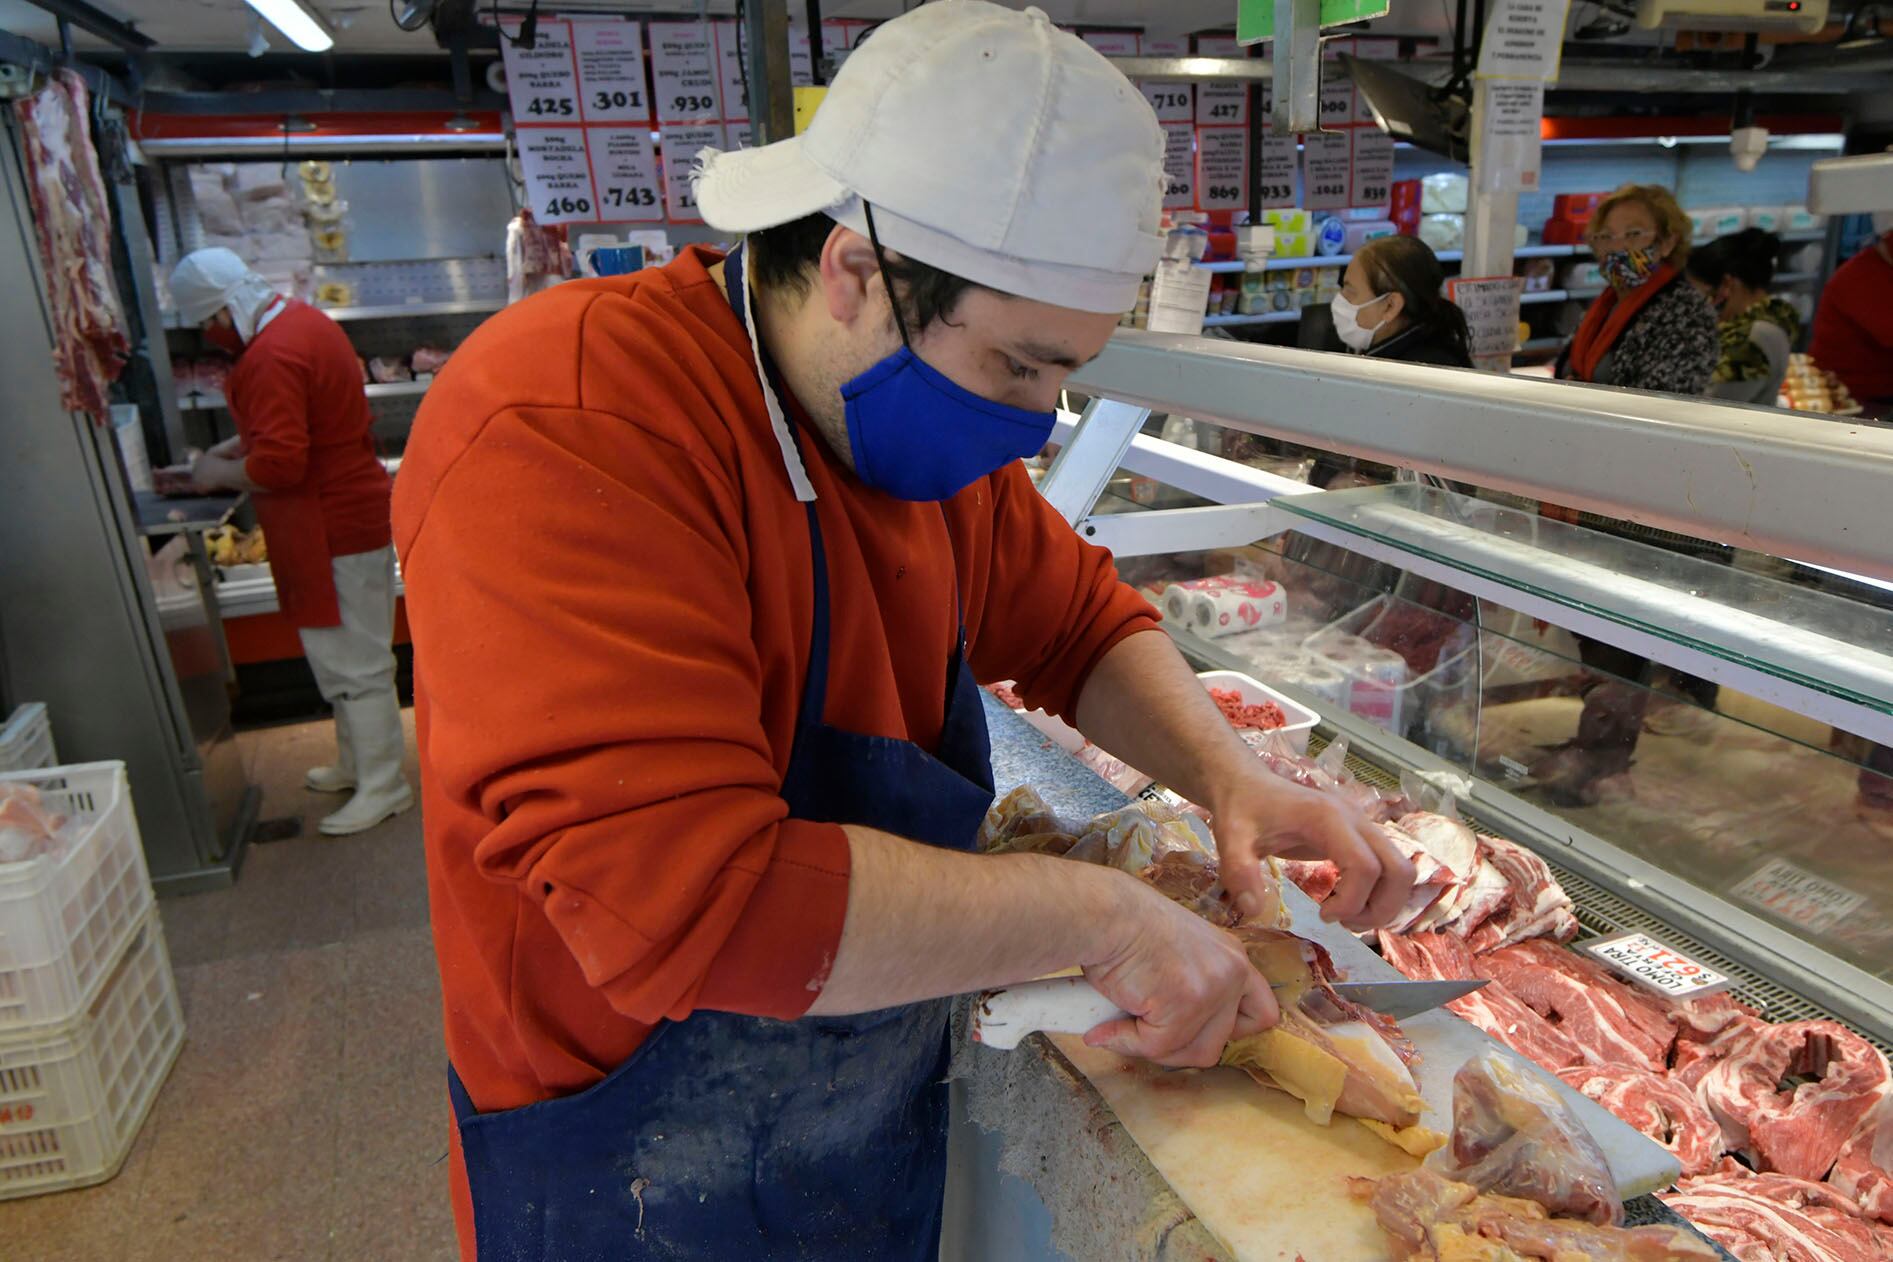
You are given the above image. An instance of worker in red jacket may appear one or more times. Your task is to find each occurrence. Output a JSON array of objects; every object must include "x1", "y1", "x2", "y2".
[
  {"x1": 168, "y1": 248, "x2": 411, "y2": 836},
  {"x1": 1809, "y1": 213, "x2": 1893, "y2": 417},
  {"x1": 395, "y1": 6, "x2": 1415, "y2": 1259}
]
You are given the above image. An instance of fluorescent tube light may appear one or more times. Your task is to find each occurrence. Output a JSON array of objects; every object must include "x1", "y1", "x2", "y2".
[{"x1": 242, "y1": 0, "x2": 335, "y2": 53}]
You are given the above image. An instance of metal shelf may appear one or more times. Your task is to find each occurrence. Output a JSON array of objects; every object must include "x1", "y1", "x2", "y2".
[
  {"x1": 178, "y1": 379, "x2": 429, "y2": 412},
  {"x1": 1519, "y1": 289, "x2": 1572, "y2": 305},
  {"x1": 317, "y1": 298, "x2": 504, "y2": 322},
  {"x1": 1203, "y1": 310, "x2": 1302, "y2": 327},
  {"x1": 1196, "y1": 242, "x2": 1585, "y2": 275}
]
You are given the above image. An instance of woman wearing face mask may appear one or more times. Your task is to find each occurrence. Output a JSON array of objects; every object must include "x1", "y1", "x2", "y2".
[
  {"x1": 1330, "y1": 236, "x2": 1473, "y2": 367},
  {"x1": 1685, "y1": 228, "x2": 1798, "y2": 405},
  {"x1": 1555, "y1": 183, "x2": 1718, "y2": 396}
]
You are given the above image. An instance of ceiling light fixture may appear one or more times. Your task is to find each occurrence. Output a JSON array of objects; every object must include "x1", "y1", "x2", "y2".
[{"x1": 242, "y1": 0, "x2": 335, "y2": 53}]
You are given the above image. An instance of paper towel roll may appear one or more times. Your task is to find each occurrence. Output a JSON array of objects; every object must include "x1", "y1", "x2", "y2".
[
  {"x1": 1162, "y1": 577, "x2": 1237, "y2": 625},
  {"x1": 1191, "y1": 580, "x2": 1288, "y2": 639}
]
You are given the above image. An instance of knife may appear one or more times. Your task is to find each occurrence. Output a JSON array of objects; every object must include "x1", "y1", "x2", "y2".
[{"x1": 971, "y1": 975, "x2": 1486, "y2": 1051}]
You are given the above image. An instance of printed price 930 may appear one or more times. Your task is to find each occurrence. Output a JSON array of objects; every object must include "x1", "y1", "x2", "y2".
[{"x1": 671, "y1": 94, "x2": 717, "y2": 115}]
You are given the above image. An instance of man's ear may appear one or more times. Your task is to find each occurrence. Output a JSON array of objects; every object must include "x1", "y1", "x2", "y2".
[{"x1": 817, "y1": 225, "x2": 884, "y2": 328}]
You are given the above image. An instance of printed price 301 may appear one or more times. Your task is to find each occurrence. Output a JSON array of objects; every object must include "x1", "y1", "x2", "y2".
[{"x1": 594, "y1": 90, "x2": 644, "y2": 111}]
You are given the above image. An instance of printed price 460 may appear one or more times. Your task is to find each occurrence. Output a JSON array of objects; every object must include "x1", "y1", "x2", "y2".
[
  {"x1": 602, "y1": 186, "x2": 658, "y2": 209},
  {"x1": 524, "y1": 97, "x2": 574, "y2": 118},
  {"x1": 547, "y1": 194, "x2": 592, "y2": 216},
  {"x1": 1164, "y1": 178, "x2": 1191, "y2": 197}
]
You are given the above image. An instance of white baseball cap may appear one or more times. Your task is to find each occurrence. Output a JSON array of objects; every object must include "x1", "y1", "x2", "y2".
[{"x1": 692, "y1": 1, "x2": 1163, "y2": 314}]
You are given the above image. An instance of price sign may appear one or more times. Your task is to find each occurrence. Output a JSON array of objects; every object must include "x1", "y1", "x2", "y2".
[
  {"x1": 1160, "y1": 122, "x2": 1196, "y2": 210},
  {"x1": 1257, "y1": 134, "x2": 1298, "y2": 207},
  {"x1": 516, "y1": 127, "x2": 596, "y2": 224},
  {"x1": 1350, "y1": 38, "x2": 1398, "y2": 124},
  {"x1": 1447, "y1": 275, "x2": 1525, "y2": 369},
  {"x1": 650, "y1": 21, "x2": 722, "y2": 122},
  {"x1": 501, "y1": 20, "x2": 581, "y2": 125},
  {"x1": 714, "y1": 20, "x2": 751, "y2": 121},
  {"x1": 1319, "y1": 53, "x2": 1356, "y2": 129},
  {"x1": 1476, "y1": 80, "x2": 1545, "y2": 193},
  {"x1": 1730, "y1": 858, "x2": 1867, "y2": 934},
  {"x1": 1301, "y1": 131, "x2": 1352, "y2": 210},
  {"x1": 659, "y1": 123, "x2": 721, "y2": 222},
  {"x1": 1580, "y1": 933, "x2": 1731, "y2": 999},
  {"x1": 1478, "y1": 0, "x2": 1573, "y2": 82},
  {"x1": 1141, "y1": 83, "x2": 1195, "y2": 123},
  {"x1": 1079, "y1": 31, "x2": 1139, "y2": 57},
  {"x1": 1196, "y1": 127, "x2": 1249, "y2": 211},
  {"x1": 1195, "y1": 35, "x2": 1249, "y2": 127},
  {"x1": 1350, "y1": 128, "x2": 1395, "y2": 210},
  {"x1": 590, "y1": 127, "x2": 664, "y2": 223},
  {"x1": 570, "y1": 20, "x2": 649, "y2": 123}
]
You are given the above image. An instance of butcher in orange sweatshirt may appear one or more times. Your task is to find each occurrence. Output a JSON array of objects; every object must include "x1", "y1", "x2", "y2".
[{"x1": 393, "y1": 6, "x2": 1415, "y2": 1259}]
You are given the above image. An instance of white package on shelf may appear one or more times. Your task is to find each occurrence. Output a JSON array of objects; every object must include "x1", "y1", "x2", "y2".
[{"x1": 0, "y1": 705, "x2": 56, "y2": 775}]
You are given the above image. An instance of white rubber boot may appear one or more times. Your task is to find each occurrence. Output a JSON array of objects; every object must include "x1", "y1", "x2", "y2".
[
  {"x1": 305, "y1": 705, "x2": 356, "y2": 793},
  {"x1": 318, "y1": 692, "x2": 413, "y2": 836}
]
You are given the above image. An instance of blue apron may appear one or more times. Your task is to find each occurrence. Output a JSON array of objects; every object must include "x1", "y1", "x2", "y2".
[{"x1": 446, "y1": 244, "x2": 996, "y2": 1261}]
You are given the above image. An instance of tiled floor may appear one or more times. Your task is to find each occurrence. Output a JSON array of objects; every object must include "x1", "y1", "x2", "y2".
[{"x1": 3, "y1": 712, "x2": 459, "y2": 1262}]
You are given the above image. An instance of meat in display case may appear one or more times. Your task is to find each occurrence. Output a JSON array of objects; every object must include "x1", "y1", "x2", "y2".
[{"x1": 1003, "y1": 330, "x2": 1893, "y2": 1261}]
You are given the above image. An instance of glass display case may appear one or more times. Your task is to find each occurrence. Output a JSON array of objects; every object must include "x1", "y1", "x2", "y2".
[{"x1": 1043, "y1": 333, "x2": 1893, "y2": 1047}]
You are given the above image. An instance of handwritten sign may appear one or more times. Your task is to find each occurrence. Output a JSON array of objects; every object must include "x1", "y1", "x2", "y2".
[
  {"x1": 1448, "y1": 275, "x2": 1525, "y2": 369},
  {"x1": 1197, "y1": 127, "x2": 1250, "y2": 211},
  {"x1": 1477, "y1": 81, "x2": 1545, "y2": 193},
  {"x1": 1581, "y1": 933, "x2": 1731, "y2": 999},
  {"x1": 1301, "y1": 131, "x2": 1352, "y2": 211},
  {"x1": 1477, "y1": 0, "x2": 1573, "y2": 81},
  {"x1": 1730, "y1": 857, "x2": 1867, "y2": 934}
]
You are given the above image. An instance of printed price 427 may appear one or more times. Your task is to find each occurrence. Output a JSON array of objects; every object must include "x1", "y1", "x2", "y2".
[
  {"x1": 524, "y1": 97, "x2": 574, "y2": 117},
  {"x1": 1204, "y1": 103, "x2": 1241, "y2": 120},
  {"x1": 601, "y1": 186, "x2": 658, "y2": 209}
]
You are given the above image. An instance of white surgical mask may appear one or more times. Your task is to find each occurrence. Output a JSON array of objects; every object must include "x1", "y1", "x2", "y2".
[{"x1": 1331, "y1": 291, "x2": 1390, "y2": 351}]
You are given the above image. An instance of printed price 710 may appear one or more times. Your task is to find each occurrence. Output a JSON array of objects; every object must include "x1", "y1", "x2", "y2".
[{"x1": 1147, "y1": 90, "x2": 1191, "y2": 111}]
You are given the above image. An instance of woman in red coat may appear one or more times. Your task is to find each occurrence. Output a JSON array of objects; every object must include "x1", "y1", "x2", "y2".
[{"x1": 169, "y1": 248, "x2": 411, "y2": 835}]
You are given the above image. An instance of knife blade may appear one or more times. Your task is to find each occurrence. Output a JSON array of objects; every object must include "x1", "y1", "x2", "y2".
[{"x1": 970, "y1": 975, "x2": 1485, "y2": 1051}]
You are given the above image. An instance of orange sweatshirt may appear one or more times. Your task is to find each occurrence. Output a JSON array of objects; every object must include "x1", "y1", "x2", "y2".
[{"x1": 392, "y1": 245, "x2": 1155, "y2": 1162}]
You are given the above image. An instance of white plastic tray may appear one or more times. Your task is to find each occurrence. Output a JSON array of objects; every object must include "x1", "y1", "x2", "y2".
[{"x1": 1196, "y1": 670, "x2": 1321, "y2": 755}]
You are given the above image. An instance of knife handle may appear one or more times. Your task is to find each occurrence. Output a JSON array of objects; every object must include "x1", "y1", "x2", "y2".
[{"x1": 972, "y1": 976, "x2": 1127, "y2": 1050}]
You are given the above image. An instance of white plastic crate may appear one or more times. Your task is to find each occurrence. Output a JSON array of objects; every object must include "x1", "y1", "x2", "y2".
[
  {"x1": 0, "y1": 705, "x2": 55, "y2": 775},
  {"x1": 0, "y1": 914, "x2": 183, "y2": 1200},
  {"x1": 0, "y1": 763, "x2": 155, "y2": 1032}
]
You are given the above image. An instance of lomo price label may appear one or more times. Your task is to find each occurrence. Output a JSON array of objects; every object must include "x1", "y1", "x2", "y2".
[
  {"x1": 1730, "y1": 857, "x2": 1867, "y2": 934},
  {"x1": 1581, "y1": 932, "x2": 1730, "y2": 999}
]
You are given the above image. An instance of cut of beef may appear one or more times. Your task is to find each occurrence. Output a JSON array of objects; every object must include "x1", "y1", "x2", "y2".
[
  {"x1": 1378, "y1": 930, "x2": 1587, "y2": 1071},
  {"x1": 1828, "y1": 1094, "x2": 1893, "y2": 1224},
  {"x1": 1697, "y1": 1020, "x2": 1891, "y2": 1182},
  {"x1": 1481, "y1": 941, "x2": 1672, "y2": 1071},
  {"x1": 1464, "y1": 834, "x2": 1580, "y2": 953},
  {"x1": 1557, "y1": 1064, "x2": 1722, "y2": 1176},
  {"x1": 1662, "y1": 1159, "x2": 1887, "y2": 1262}
]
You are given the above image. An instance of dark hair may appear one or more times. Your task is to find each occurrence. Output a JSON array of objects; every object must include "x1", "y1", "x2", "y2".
[
  {"x1": 1686, "y1": 228, "x2": 1781, "y2": 291},
  {"x1": 746, "y1": 210, "x2": 986, "y2": 332},
  {"x1": 1355, "y1": 235, "x2": 1471, "y2": 363}
]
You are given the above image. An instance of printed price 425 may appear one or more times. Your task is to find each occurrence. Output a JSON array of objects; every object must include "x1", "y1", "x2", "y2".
[
  {"x1": 601, "y1": 186, "x2": 658, "y2": 210},
  {"x1": 524, "y1": 96, "x2": 575, "y2": 118}
]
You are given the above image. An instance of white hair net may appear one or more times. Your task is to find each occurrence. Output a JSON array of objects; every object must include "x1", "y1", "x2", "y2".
[{"x1": 168, "y1": 247, "x2": 280, "y2": 341}]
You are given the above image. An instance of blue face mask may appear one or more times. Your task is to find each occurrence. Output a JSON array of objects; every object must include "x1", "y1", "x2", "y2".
[{"x1": 843, "y1": 205, "x2": 1057, "y2": 502}]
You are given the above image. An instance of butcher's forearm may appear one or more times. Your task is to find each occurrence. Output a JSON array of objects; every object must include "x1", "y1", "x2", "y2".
[
  {"x1": 1073, "y1": 628, "x2": 1254, "y2": 813},
  {"x1": 803, "y1": 825, "x2": 1130, "y2": 1016}
]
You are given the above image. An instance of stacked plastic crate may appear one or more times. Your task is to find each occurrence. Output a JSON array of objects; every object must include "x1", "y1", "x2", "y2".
[{"x1": 0, "y1": 705, "x2": 185, "y2": 1199}]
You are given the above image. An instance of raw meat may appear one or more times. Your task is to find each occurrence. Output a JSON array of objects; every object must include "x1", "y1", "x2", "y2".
[
  {"x1": 1424, "y1": 1046, "x2": 1622, "y2": 1225},
  {"x1": 15, "y1": 70, "x2": 129, "y2": 419},
  {"x1": 1377, "y1": 819, "x2": 1460, "y2": 933},
  {"x1": 1672, "y1": 1003, "x2": 1770, "y2": 1090},
  {"x1": 410, "y1": 345, "x2": 453, "y2": 375},
  {"x1": 1662, "y1": 1160, "x2": 1887, "y2": 1262},
  {"x1": 1207, "y1": 686, "x2": 1287, "y2": 731},
  {"x1": 367, "y1": 356, "x2": 413, "y2": 384},
  {"x1": 505, "y1": 208, "x2": 570, "y2": 303},
  {"x1": 1480, "y1": 941, "x2": 1672, "y2": 1070},
  {"x1": 1378, "y1": 930, "x2": 1588, "y2": 1072},
  {"x1": 1464, "y1": 834, "x2": 1580, "y2": 953},
  {"x1": 1829, "y1": 1095, "x2": 1893, "y2": 1223},
  {"x1": 977, "y1": 785, "x2": 1076, "y2": 853},
  {"x1": 1557, "y1": 1064, "x2": 1722, "y2": 1176},
  {"x1": 1697, "y1": 1020, "x2": 1892, "y2": 1181},
  {"x1": 1137, "y1": 850, "x2": 1238, "y2": 927},
  {"x1": 0, "y1": 783, "x2": 71, "y2": 864},
  {"x1": 1277, "y1": 857, "x2": 1340, "y2": 902},
  {"x1": 1396, "y1": 812, "x2": 1483, "y2": 933},
  {"x1": 983, "y1": 681, "x2": 1024, "y2": 710},
  {"x1": 1526, "y1": 944, "x2": 1682, "y2": 1063}
]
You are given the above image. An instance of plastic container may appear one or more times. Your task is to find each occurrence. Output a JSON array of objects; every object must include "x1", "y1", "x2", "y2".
[
  {"x1": 1303, "y1": 597, "x2": 1478, "y2": 736},
  {"x1": 1196, "y1": 670, "x2": 1321, "y2": 755},
  {"x1": 0, "y1": 763, "x2": 155, "y2": 1033},
  {"x1": 1342, "y1": 219, "x2": 1396, "y2": 253},
  {"x1": 0, "y1": 705, "x2": 55, "y2": 775},
  {"x1": 0, "y1": 914, "x2": 183, "y2": 1200},
  {"x1": 1420, "y1": 173, "x2": 1469, "y2": 214}
]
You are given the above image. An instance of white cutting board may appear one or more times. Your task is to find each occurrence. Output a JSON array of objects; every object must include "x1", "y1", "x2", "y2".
[{"x1": 1043, "y1": 886, "x2": 1682, "y2": 1262}]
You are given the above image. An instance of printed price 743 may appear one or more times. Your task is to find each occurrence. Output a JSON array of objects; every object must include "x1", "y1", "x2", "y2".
[{"x1": 601, "y1": 186, "x2": 658, "y2": 209}]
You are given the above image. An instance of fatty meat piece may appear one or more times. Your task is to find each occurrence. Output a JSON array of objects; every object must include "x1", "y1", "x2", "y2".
[
  {"x1": 0, "y1": 783, "x2": 71, "y2": 864},
  {"x1": 1697, "y1": 1020, "x2": 1892, "y2": 1182},
  {"x1": 1424, "y1": 1046, "x2": 1622, "y2": 1225},
  {"x1": 1662, "y1": 1159, "x2": 1887, "y2": 1262},
  {"x1": 1137, "y1": 849, "x2": 1239, "y2": 927},
  {"x1": 1377, "y1": 819, "x2": 1458, "y2": 934},
  {"x1": 367, "y1": 355, "x2": 413, "y2": 383},
  {"x1": 1556, "y1": 1064, "x2": 1722, "y2": 1176},
  {"x1": 1479, "y1": 941, "x2": 1672, "y2": 1071},
  {"x1": 1378, "y1": 931, "x2": 1587, "y2": 1072},
  {"x1": 1672, "y1": 1004, "x2": 1771, "y2": 1090},
  {"x1": 1277, "y1": 857, "x2": 1341, "y2": 902},
  {"x1": 410, "y1": 345, "x2": 453, "y2": 375},
  {"x1": 1828, "y1": 1095, "x2": 1893, "y2": 1223},
  {"x1": 1463, "y1": 835, "x2": 1580, "y2": 953}
]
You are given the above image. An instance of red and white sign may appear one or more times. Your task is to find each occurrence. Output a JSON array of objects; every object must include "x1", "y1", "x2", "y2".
[
  {"x1": 502, "y1": 17, "x2": 661, "y2": 224},
  {"x1": 1301, "y1": 131, "x2": 1352, "y2": 211},
  {"x1": 1581, "y1": 932, "x2": 1731, "y2": 998},
  {"x1": 1160, "y1": 122, "x2": 1196, "y2": 209},
  {"x1": 1195, "y1": 35, "x2": 1249, "y2": 127},
  {"x1": 1196, "y1": 127, "x2": 1249, "y2": 212}
]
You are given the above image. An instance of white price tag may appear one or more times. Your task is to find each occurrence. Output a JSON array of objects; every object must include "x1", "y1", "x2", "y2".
[
  {"x1": 1301, "y1": 131, "x2": 1352, "y2": 210},
  {"x1": 716, "y1": 21, "x2": 750, "y2": 121},
  {"x1": 1319, "y1": 54, "x2": 1355, "y2": 131},
  {"x1": 1147, "y1": 258, "x2": 1212, "y2": 335},
  {"x1": 1197, "y1": 127, "x2": 1249, "y2": 211},
  {"x1": 1195, "y1": 35, "x2": 1249, "y2": 127},
  {"x1": 659, "y1": 123, "x2": 720, "y2": 222},
  {"x1": 1142, "y1": 82, "x2": 1196, "y2": 123},
  {"x1": 1080, "y1": 31, "x2": 1139, "y2": 57},
  {"x1": 589, "y1": 127, "x2": 665, "y2": 223},
  {"x1": 1730, "y1": 858, "x2": 1868, "y2": 934},
  {"x1": 1477, "y1": 81, "x2": 1545, "y2": 193},
  {"x1": 649, "y1": 21, "x2": 721, "y2": 122},
  {"x1": 1160, "y1": 122, "x2": 1196, "y2": 210},
  {"x1": 1350, "y1": 129, "x2": 1395, "y2": 210},
  {"x1": 516, "y1": 127, "x2": 596, "y2": 223},
  {"x1": 1257, "y1": 135, "x2": 1297, "y2": 207},
  {"x1": 502, "y1": 20, "x2": 581, "y2": 125},
  {"x1": 570, "y1": 20, "x2": 649, "y2": 122},
  {"x1": 1580, "y1": 933, "x2": 1731, "y2": 999},
  {"x1": 1477, "y1": 0, "x2": 1573, "y2": 82}
]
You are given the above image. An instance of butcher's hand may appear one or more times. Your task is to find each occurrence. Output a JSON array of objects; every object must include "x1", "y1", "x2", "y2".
[
  {"x1": 205, "y1": 435, "x2": 246, "y2": 460},
  {"x1": 1208, "y1": 766, "x2": 1416, "y2": 932},
  {"x1": 1080, "y1": 879, "x2": 1277, "y2": 1069}
]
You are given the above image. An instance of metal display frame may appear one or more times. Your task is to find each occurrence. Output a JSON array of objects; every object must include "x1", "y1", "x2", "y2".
[{"x1": 1043, "y1": 332, "x2": 1893, "y2": 1046}]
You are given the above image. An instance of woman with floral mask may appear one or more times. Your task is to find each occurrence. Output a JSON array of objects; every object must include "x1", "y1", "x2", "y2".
[
  {"x1": 1555, "y1": 183, "x2": 1718, "y2": 396},
  {"x1": 1330, "y1": 236, "x2": 1473, "y2": 368}
]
